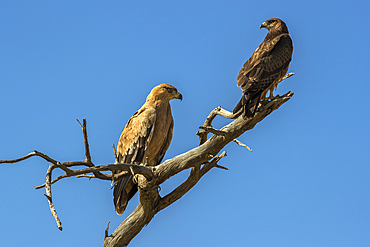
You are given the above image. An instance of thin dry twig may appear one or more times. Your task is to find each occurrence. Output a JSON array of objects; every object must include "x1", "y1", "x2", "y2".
[
  {"x1": 282, "y1": 72, "x2": 294, "y2": 81},
  {"x1": 197, "y1": 107, "x2": 240, "y2": 145},
  {"x1": 0, "y1": 150, "x2": 58, "y2": 165},
  {"x1": 45, "y1": 164, "x2": 62, "y2": 231},
  {"x1": 35, "y1": 163, "x2": 152, "y2": 189},
  {"x1": 198, "y1": 126, "x2": 227, "y2": 136},
  {"x1": 77, "y1": 118, "x2": 92, "y2": 162},
  {"x1": 112, "y1": 144, "x2": 118, "y2": 163},
  {"x1": 105, "y1": 221, "x2": 111, "y2": 239},
  {"x1": 233, "y1": 139, "x2": 252, "y2": 151},
  {"x1": 1, "y1": 118, "x2": 152, "y2": 230},
  {"x1": 215, "y1": 164, "x2": 229, "y2": 170}
]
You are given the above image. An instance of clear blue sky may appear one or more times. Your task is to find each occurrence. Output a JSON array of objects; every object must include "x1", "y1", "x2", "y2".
[{"x1": 1, "y1": 1, "x2": 369, "y2": 246}]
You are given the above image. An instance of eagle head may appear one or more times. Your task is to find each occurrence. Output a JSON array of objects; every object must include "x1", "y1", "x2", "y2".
[
  {"x1": 260, "y1": 18, "x2": 288, "y2": 33},
  {"x1": 148, "y1": 84, "x2": 182, "y2": 102}
]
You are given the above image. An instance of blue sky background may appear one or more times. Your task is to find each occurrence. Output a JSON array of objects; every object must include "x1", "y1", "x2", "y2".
[{"x1": 1, "y1": 1, "x2": 369, "y2": 246}]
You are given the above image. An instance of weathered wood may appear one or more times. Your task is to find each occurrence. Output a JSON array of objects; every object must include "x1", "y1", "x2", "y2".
[
  {"x1": 103, "y1": 91, "x2": 293, "y2": 246},
  {"x1": 0, "y1": 90, "x2": 293, "y2": 246}
]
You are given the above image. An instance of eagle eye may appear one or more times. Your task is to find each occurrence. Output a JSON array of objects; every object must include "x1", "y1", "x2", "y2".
[{"x1": 167, "y1": 88, "x2": 174, "y2": 93}]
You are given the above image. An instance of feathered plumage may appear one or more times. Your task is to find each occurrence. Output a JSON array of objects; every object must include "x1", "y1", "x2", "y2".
[
  {"x1": 113, "y1": 84, "x2": 182, "y2": 215},
  {"x1": 234, "y1": 18, "x2": 293, "y2": 119}
]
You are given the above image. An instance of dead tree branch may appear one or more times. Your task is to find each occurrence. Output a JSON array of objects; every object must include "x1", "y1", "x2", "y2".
[
  {"x1": 0, "y1": 89, "x2": 293, "y2": 246},
  {"x1": 45, "y1": 164, "x2": 63, "y2": 230},
  {"x1": 103, "y1": 90, "x2": 294, "y2": 246},
  {"x1": 233, "y1": 139, "x2": 253, "y2": 151}
]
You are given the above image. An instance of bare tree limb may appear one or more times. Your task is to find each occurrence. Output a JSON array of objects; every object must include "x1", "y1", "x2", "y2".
[
  {"x1": 0, "y1": 150, "x2": 58, "y2": 165},
  {"x1": 104, "y1": 91, "x2": 294, "y2": 246},
  {"x1": 44, "y1": 164, "x2": 63, "y2": 231},
  {"x1": 199, "y1": 126, "x2": 227, "y2": 136},
  {"x1": 77, "y1": 118, "x2": 92, "y2": 163},
  {"x1": 104, "y1": 221, "x2": 111, "y2": 239},
  {"x1": 34, "y1": 163, "x2": 153, "y2": 189},
  {"x1": 0, "y1": 90, "x2": 293, "y2": 246},
  {"x1": 282, "y1": 72, "x2": 294, "y2": 81},
  {"x1": 157, "y1": 151, "x2": 227, "y2": 211},
  {"x1": 214, "y1": 164, "x2": 230, "y2": 170},
  {"x1": 196, "y1": 106, "x2": 241, "y2": 145},
  {"x1": 233, "y1": 138, "x2": 253, "y2": 151}
]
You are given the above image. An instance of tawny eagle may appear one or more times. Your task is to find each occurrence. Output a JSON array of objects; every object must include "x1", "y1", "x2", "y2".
[
  {"x1": 113, "y1": 84, "x2": 182, "y2": 215},
  {"x1": 234, "y1": 18, "x2": 293, "y2": 119}
]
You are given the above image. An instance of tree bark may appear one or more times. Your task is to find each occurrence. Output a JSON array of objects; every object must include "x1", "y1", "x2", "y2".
[
  {"x1": 0, "y1": 90, "x2": 293, "y2": 247},
  {"x1": 103, "y1": 91, "x2": 293, "y2": 246}
]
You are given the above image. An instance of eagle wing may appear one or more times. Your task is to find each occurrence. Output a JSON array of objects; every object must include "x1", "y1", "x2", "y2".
[
  {"x1": 234, "y1": 33, "x2": 292, "y2": 118},
  {"x1": 237, "y1": 34, "x2": 292, "y2": 92},
  {"x1": 116, "y1": 107, "x2": 156, "y2": 164},
  {"x1": 113, "y1": 106, "x2": 156, "y2": 215},
  {"x1": 113, "y1": 83, "x2": 180, "y2": 215}
]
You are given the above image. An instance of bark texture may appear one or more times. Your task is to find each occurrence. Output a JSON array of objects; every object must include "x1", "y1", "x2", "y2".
[{"x1": 0, "y1": 90, "x2": 293, "y2": 247}]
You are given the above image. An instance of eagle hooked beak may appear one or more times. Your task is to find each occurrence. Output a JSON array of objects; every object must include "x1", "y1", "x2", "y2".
[
  {"x1": 176, "y1": 92, "x2": 183, "y2": 101},
  {"x1": 260, "y1": 22, "x2": 267, "y2": 29}
]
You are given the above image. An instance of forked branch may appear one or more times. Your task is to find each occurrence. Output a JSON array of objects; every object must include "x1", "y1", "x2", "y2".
[
  {"x1": 0, "y1": 88, "x2": 294, "y2": 246},
  {"x1": 104, "y1": 90, "x2": 294, "y2": 246}
]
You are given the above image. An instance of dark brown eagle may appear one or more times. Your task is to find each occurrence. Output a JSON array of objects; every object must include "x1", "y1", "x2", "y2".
[
  {"x1": 113, "y1": 84, "x2": 182, "y2": 215},
  {"x1": 233, "y1": 18, "x2": 293, "y2": 119}
]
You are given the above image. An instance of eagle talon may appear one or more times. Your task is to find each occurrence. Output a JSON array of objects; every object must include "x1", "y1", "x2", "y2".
[
  {"x1": 132, "y1": 174, "x2": 139, "y2": 184},
  {"x1": 267, "y1": 95, "x2": 277, "y2": 101}
]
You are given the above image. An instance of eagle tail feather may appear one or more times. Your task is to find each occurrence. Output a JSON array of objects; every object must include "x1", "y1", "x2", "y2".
[
  {"x1": 233, "y1": 93, "x2": 249, "y2": 114},
  {"x1": 113, "y1": 175, "x2": 138, "y2": 215},
  {"x1": 246, "y1": 93, "x2": 261, "y2": 119},
  {"x1": 234, "y1": 92, "x2": 261, "y2": 119}
]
